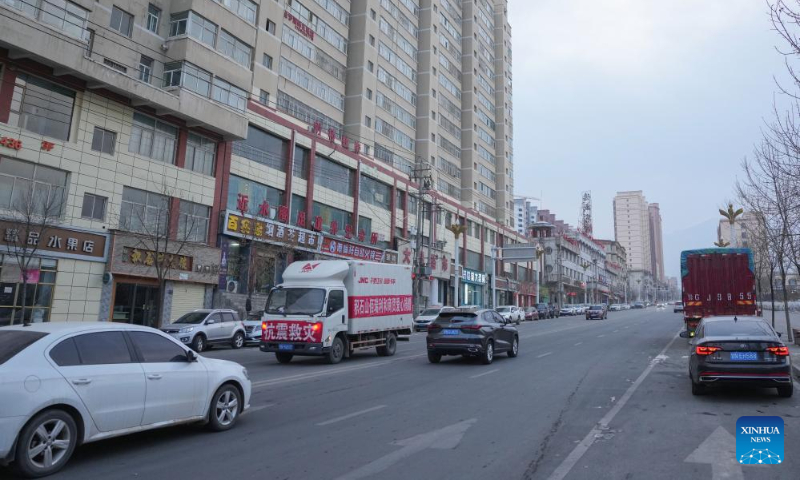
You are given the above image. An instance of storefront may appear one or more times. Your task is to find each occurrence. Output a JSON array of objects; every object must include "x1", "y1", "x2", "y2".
[
  {"x1": 396, "y1": 240, "x2": 450, "y2": 307},
  {"x1": 495, "y1": 277, "x2": 519, "y2": 307},
  {"x1": 103, "y1": 233, "x2": 221, "y2": 327},
  {"x1": 461, "y1": 268, "x2": 487, "y2": 307},
  {"x1": 0, "y1": 222, "x2": 108, "y2": 325}
]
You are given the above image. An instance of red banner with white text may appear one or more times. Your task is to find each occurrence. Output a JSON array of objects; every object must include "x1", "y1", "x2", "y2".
[{"x1": 348, "y1": 295, "x2": 413, "y2": 318}]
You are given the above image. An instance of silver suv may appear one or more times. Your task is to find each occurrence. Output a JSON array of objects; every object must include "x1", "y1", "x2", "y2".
[{"x1": 162, "y1": 309, "x2": 246, "y2": 352}]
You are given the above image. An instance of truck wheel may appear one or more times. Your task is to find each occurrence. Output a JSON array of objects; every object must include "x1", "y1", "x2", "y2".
[
  {"x1": 231, "y1": 332, "x2": 244, "y2": 349},
  {"x1": 481, "y1": 340, "x2": 494, "y2": 365},
  {"x1": 777, "y1": 385, "x2": 794, "y2": 398},
  {"x1": 275, "y1": 352, "x2": 293, "y2": 364},
  {"x1": 191, "y1": 334, "x2": 206, "y2": 352},
  {"x1": 326, "y1": 336, "x2": 344, "y2": 364},
  {"x1": 376, "y1": 333, "x2": 397, "y2": 357},
  {"x1": 428, "y1": 352, "x2": 442, "y2": 363}
]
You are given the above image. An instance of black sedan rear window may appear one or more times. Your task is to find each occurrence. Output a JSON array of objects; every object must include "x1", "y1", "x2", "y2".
[
  {"x1": 704, "y1": 321, "x2": 774, "y2": 337},
  {"x1": 435, "y1": 314, "x2": 477, "y2": 324},
  {"x1": 589, "y1": 306, "x2": 603, "y2": 310},
  {"x1": 0, "y1": 330, "x2": 49, "y2": 365}
]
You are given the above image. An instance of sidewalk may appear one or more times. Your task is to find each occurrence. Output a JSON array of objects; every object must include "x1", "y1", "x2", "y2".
[{"x1": 763, "y1": 309, "x2": 800, "y2": 380}]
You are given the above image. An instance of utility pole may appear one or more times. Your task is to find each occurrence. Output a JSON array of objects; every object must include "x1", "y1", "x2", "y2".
[
  {"x1": 556, "y1": 236, "x2": 564, "y2": 308},
  {"x1": 411, "y1": 162, "x2": 433, "y2": 317},
  {"x1": 446, "y1": 223, "x2": 467, "y2": 308}
]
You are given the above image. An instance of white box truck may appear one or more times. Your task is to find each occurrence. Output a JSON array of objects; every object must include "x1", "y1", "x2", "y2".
[{"x1": 259, "y1": 260, "x2": 413, "y2": 364}]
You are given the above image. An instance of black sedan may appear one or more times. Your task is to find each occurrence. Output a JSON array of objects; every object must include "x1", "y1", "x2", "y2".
[
  {"x1": 684, "y1": 316, "x2": 793, "y2": 397},
  {"x1": 427, "y1": 309, "x2": 518, "y2": 365},
  {"x1": 586, "y1": 304, "x2": 607, "y2": 320}
]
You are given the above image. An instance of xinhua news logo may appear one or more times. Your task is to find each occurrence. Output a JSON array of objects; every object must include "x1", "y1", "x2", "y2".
[{"x1": 736, "y1": 416, "x2": 784, "y2": 465}]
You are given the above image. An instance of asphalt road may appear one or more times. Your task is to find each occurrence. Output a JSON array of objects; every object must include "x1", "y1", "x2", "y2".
[{"x1": 6, "y1": 308, "x2": 799, "y2": 480}]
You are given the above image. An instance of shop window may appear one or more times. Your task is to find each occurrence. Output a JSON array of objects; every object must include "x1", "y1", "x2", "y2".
[
  {"x1": 290, "y1": 194, "x2": 306, "y2": 225},
  {"x1": 313, "y1": 202, "x2": 352, "y2": 232},
  {"x1": 227, "y1": 175, "x2": 284, "y2": 217},
  {"x1": 91, "y1": 127, "x2": 117, "y2": 155},
  {"x1": 9, "y1": 73, "x2": 75, "y2": 141},
  {"x1": 359, "y1": 216, "x2": 372, "y2": 238},
  {"x1": 232, "y1": 125, "x2": 288, "y2": 170},
  {"x1": 185, "y1": 133, "x2": 216, "y2": 176},
  {"x1": 359, "y1": 175, "x2": 391, "y2": 210},
  {"x1": 178, "y1": 200, "x2": 210, "y2": 243},
  {"x1": 0, "y1": 158, "x2": 67, "y2": 217},
  {"x1": 314, "y1": 156, "x2": 354, "y2": 196},
  {"x1": 293, "y1": 145, "x2": 309, "y2": 179},
  {"x1": 119, "y1": 187, "x2": 168, "y2": 235},
  {"x1": 81, "y1": 193, "x2": 107, "y2": 220},
  {"x1": 0, "y1": 256, "x2": 57, "y2": 326}
]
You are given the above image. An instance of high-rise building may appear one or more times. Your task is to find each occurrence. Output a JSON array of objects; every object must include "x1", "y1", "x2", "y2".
[
  {"x1": 0, "y1": 0, "x2": 528, "y2": 325},
  {"x1": 513, "y1": 197, "x2": 538, "y2": 235},
  {"x1": 648, "y1": 203, "x2": 664, "y2": 283},
  {"x1": 613, "y1": 191, "x2": 652, "y2": 300},
  {"x1": 717, "y1": 212, "x2": 757, "y2": 249}
]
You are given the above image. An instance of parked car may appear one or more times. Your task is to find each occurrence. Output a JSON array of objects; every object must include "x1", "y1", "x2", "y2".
[
  {"x1": 632, "y1": 302, "x2": 645, "y2": 309},
  {"x1": 683, "y1": 316, "x2": 793, "y2": 397},
  {"x1": 523, "y1": 307, "x2": 540, "y2": 321},
  {"x1": 162, "y1": 309, "x2": 247, "y2": 352},
  {"x1": 536, "y1": 303, "x2": 556, "y2": 319},
  {"x1": 414, "y1": 306, "x2": 455, "y2": 332},
  {"x1": 586, "y1": 304, "x2": 608, "y2": 320},
  {"x1": 622, "y1": 304, "x2": 631, "y2": 310},
  {"x1": 0, "y1": 323, "x2": 251, "y2": 478},
  {"x1": 609, "y1": 304, "x2": 622, "y2": 311},
  {"x1": 674, "y1": 302, "x2": 685, "y2": 313},
  {"x1": 495, "y1": 306, "x2": 523, "y2": 325},
  {"x1": 243, "y1": 312, "x2": 264, "y2": 345},
  {"x1": 560, "y1": 305, "x2": 575, "y2": 316},
  {"x1": 427, "y1": 309, "x2": 519, "y2": 364}
]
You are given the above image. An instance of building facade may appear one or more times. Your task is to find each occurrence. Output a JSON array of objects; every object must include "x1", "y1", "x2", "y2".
[
  {"x1": 513, "y1": 196, "x2": 538, "y2": 236},
  {"x1": 648, "y1": 202, "x2": 664, "y2": 283},
  {"x1": 0, "y1": 0, "x2": 526, "y2": 326},
  {"x1": 614, "y1": 190, "x2": 653, "y2": 300}
]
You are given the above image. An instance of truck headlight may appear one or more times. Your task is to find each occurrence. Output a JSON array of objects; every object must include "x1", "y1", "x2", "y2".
[{"x1": 179, "y1": 327, "x2": 194, "y2": 333}]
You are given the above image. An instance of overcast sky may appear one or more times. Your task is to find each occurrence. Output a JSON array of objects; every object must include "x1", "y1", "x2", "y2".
[{"x1": 510, "y1": 0, "x2": 791, "y2": 277}]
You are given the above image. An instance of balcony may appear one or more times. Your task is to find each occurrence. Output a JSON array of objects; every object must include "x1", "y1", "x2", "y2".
[{"x1": 0, "y1": 6, "x2": 247, "y2": 139}]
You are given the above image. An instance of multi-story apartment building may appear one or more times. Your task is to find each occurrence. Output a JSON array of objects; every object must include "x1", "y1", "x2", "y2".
[
  {"x1": 648, "y1": 202, "x2": 664, "y2": 283},
  {"x1": 0, "y1": 0, "x2": 526, "y2": 326},
  {"x1": 613, "y1": 191, "x2": 652, "y2": 299},
  {"x1": 717, "y1": 212, "x2": 757, "y2": 249},
  {"x1": 598, "y1": 239, "x2": 627, "y2": 303},
  {"x1": 513, "y1": 196, "x2": 537, "y2": 236}
]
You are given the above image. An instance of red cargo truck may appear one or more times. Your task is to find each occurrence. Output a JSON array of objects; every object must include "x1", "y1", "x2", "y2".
[{"x1": 680, "y1": 248, "x2": 758, "y2": 335}]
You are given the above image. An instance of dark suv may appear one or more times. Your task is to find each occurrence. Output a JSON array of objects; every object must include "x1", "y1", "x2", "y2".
[
  {"x1": 536, "y1": 303, "x2": 558, "y2": 319},
  {"x1": 426, "y1": 309, "x2": 519, "y2": 365},
  {"x1": 586, "y1": 304, "x2": 607, "y2": 320}
]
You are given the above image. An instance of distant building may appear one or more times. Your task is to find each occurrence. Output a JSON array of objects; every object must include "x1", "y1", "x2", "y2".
[
  {"x1": 648, "y1": 203, "x2": 665, "y2": 283},
  {"x1": 717, "y1": 213, "x2": 758, "y2": 249},
  {"x1": 513, "y1": 197, "x2": 539, "y2": 236}
]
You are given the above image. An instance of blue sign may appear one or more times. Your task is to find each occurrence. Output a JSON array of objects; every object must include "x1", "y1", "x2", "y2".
[
  {"x1": 461, "y1": 268, "x2": 487, "y2": 285},
  {"x1": 736, "y1": 416, "x2": 784, "y2": 465}
]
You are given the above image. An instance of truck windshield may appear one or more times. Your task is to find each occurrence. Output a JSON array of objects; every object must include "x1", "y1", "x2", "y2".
[{"x1": 266, "y1": 288, "x2": 326, "y2": 315}]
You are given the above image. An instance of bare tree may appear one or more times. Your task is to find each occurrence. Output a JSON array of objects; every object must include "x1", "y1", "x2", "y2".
[{"x1": 1, "y1": 182, "x2": 64, "y2": 326}]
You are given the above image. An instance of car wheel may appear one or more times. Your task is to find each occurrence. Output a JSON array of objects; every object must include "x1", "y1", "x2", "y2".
[
  {"x1": 508, "y1": 336, "x2": 519, "y2": 358},
  {"x1": 777, "y1": 385, "x2": 794, "y2": 398},
  {"x1": 275, "y1": 352, "x2": 293, "y2": 364},
  {"x1": 231, "y1": 332, "x2": 244, "y2": 349},
  {"x1": 14, "y1": 409, "x2": 78, "y2": 478},
  {"x1": 376, "y1": 333, "x2": 397, "y2": 357},
  {"x1": 326, "y1": 336, "x2": 345, "y2": 364},
  {"x1": 191, "y1": 334, "x2": 206, "y2": 352},
  {"x1": 481, "y1": 341, "x2": 494, "y2": 365},
  {"x1": 428, "y1": 352, "x2": 442, "y2": 363},
  {"x1": 691, "y1": 379, "x2": 706, "y2": 396},
  {"x1": 207, "y1": 384, "x2": 241, "y2": 432}
]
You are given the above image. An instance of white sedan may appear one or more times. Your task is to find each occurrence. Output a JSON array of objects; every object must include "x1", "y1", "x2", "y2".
[{"x1": 0, "y1": 322, "x2": 251, "y2": 478}]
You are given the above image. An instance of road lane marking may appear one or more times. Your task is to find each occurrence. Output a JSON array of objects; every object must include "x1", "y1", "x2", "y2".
[
  {"x1": 574, "y1": 342, "x2": 583, "y2": 346},
  {"x1": 317, "y1": 405, "x2": 387, "y2": 426},
  {"x1": 243, "y1": 403, "x2": 275, "y2": 415},
  {"x1": 546, "y1": 328, "x2": 682, "y2": 480},
  {"x1": 537, "y1": 352, "x2": 553, "y2": 359},
  {"x1": 470, "y1": 369, "x2": 499, "y2": 379}
]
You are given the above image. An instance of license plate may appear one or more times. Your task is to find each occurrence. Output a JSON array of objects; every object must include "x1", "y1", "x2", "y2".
[
  {"x1": 442, "y1": 329, "x2": 460, "y2": 335},
  {"x1": 278, "y1": 344, "x2": 294, "y2": 351},
  {"x1": 730, "y1": 351, "x2": 758, "y2": 361}
]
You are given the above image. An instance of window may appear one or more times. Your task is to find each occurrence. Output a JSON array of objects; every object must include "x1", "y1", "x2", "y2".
[
  {"x1": 313, "y1": 201, "x2": 352, "y2": 230},
  {"x1": 119, "y1": 187, "x2": 169, "y2": 235},
  {"x1": 279, "y1": 58, "x2": 345, "y2": 110},
  {"x1": 91, "y1": 127, "x2": 116, "y2": 155},
  {"x1": 146, "y1": 4, "x2": 160, "y2": 33},
  {"x1": 360, "y1": 175, "x2": 391, "y2": 210},
  {"x1": 49, "y1": 338, "x2": 80, "y2": 366},
  {"x1": 163, "y1": 61, "x2": 212, "y2": 98},
  {"x1": 369, "y1": 35, "x2": 375, "y2": 46},
  {"x1": 129, "y1": 331, "x2": 187, "y2": 362},
  {"x1": 213, "y1": 0, "x2": 257, "y2": 23},
  {"x1": 259, "y1": 89, "x2": 269, "y2": 105},
  {"x1": 170, "y1": 11, "x2": 216, "y2": 46},
  {"x1": 266, "y1": 19, "x2": 276, "y2": 34},
  {"x1": 375, "y1": 92, "x2": 415, "y2": 128},
  {"x1": 364, "y1": 116, "x2": 372, "y2": 128},
  {"x1": 110, "y1": 6, "x2": 134, "y2": 37},
  {"x1": 314, "y1": 156, "x2": 354, "y2": 196},
  {"x1": 226, "y1": 176, "x2": 284, "y2": 217},
  {"x1": 211, "y1": 77, "x2": 247, "y2": 111},
  {"x1": 367, "y1": 61, "x2": 374, "y2": 73},
  {"x1": 185, "y1": 133, "x2": 216, "y2": 175},
  {"x1": 366, "y1": 88, "x2": 372, "y2": 100},
  {"x1": 0, "y1": 331, "x2": 47, "y2": 364},
  {"x1": 232, "y1": 125, "x2": 288, "y2": 170},
  {"x1": 218, "y1": 30, "x2": 252, "y2": 67},
  {"x1": 281, "y1": 29, "x2": 346, "y2": 82},
  {"x1": 327, "y1": 290, "x2": 344, "y2": 314},
  {"x1": 370, "y1": 8, "x2": 376, "y2": 20},
  {"x1": 74, "y1": 332, "x2": 133, "y2": 365},
  {"x1": 9, "y1": 74, "x2": 75, "y2": 141},
  {"x1": 128, "y1": 112, "x2": 178, "y2": 164},
  {"x1": 7, "y1": 0, "x2": 90, "y2": 39},
  {"x1": 178, "y1": 200, "x2": 210, "y2": 242},
  {"x1": 169, "y1": 11, "x2": 187, "y2": 35},
  {"x1": 81, "y1": 193, "x2": 107, "y2": 220},
  {"x1": 103, "y1": 58, "x2": 127, "y2": 73},
  {"x1": 0, "y1": 158, "x2": 67, "y2": 216},
  {"x1": 263, "y1": 53, "x2": 273, "y2": 69},
  {"x1": 375, "y1": 119, "x2": 414, "y2": 151},
  {"x1": 293, "y1": 145, "x2": 309, "y2": 179},
  {"x1": 138, "y1": 55, "x2": 153, "y2": 83}
]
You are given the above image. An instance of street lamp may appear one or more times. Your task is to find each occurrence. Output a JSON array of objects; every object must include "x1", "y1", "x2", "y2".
[
  {"x1": 446, "y1": 224, "x2": 467, "y2": 307},
  {"x1": 719, "y1": 203, "x2": 744, "y2": 248}
]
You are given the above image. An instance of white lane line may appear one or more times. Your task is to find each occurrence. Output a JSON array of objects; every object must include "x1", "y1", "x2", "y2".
[
  {"x1": 470, "y1": 368, "x2": 499, "y2": 379},
  {"x1": 537, "y1": 352, "x2": 553, "y2": 359},
  {"x1": 317, "y1": 405, "x2": 387, "y2": 426},
  {"x1": 546, "y1": 328, "x2": 682, "y2": 480},
  {"x1": 574, "y1": 342, "x2": 583, "y2": 346},
  {"x1": 243, "y1": 403, "x2": 275, "y2": 415}
]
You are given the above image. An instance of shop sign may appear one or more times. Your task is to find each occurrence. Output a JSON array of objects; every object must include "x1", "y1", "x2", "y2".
[
  {"x1": 396, "y1": 240, "x2": 450, "y2": 279},
  {"x1": 321, "y1": 236, "x2": 391, "y2": 263},
  {"x1": 0, "y1": 136, "x2": 55, "y2": 151},
  {"x1": 284, "y1": 10, "x2": 315, "y2": 40},
  {"x1": 462, "y1": 268, "x2": 487, "y2": 285},
  {"x1": 0, "y1": 222, "x2": 108, "y2": 262},
  {"x1": 224, "y1": 211, "x2": 321, "y2": 251},
  {"x1": 123, "y1": 247, "x2": 193, "y2": 271}
]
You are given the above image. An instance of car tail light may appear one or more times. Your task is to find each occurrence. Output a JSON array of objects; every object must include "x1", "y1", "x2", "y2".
[
  {"x1": 460, "y1": 324, "x2": 483, "y2": 331},
  {"x1": 428, "y1": 323, "x2": 442, "y2": 331},
  {"x1": 766, "y1": 346, "x2": 789, "y2": 356},
  {"x1": 695, "y1": 345, "x2": 721, "y2": 356}
]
